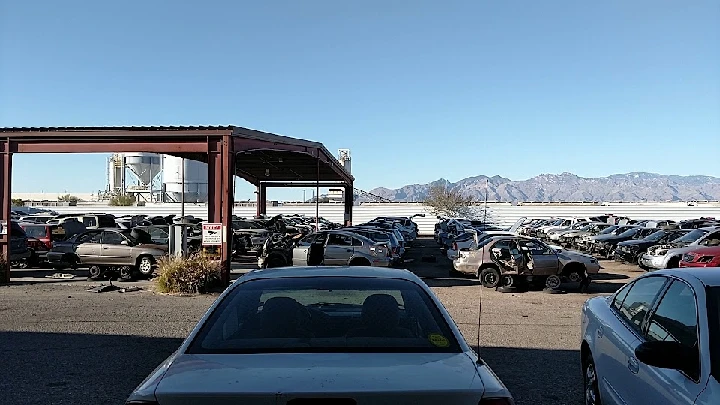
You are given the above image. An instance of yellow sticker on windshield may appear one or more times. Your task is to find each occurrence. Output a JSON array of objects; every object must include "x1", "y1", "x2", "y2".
[{"x1": 428, "y1": 333, "x2": 449, "y2": 347}]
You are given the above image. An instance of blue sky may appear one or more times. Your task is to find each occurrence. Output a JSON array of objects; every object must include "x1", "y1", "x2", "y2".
[{"x1": 1, "y1": 0, "x2": 719, "y2": 201}]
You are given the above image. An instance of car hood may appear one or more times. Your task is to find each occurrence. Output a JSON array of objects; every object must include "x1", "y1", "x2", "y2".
[
  {"x1": 591, "y1": 234, "x2": 625, "y2": 242},
  {"x1": 618, "y1": 239, "x2": 649, "y2": 247},
  {"x1": 156, "y1": 352, "x2": 481, "y2": 397}
]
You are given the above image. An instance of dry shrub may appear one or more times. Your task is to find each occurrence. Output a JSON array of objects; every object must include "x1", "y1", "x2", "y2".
[
  {"x1": 0, "y1": 253, "x2": 7, "y2": 274},
  {"x1": 155, "y1": 252, "x2": 221, "y2": 294}
]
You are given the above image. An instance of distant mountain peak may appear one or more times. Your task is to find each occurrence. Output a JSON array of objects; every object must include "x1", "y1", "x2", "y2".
[{"x1": 365, "y1": 172, "x2": 720, "y2": 203}]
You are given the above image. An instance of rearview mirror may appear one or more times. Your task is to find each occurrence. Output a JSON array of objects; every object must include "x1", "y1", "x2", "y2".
[{"x1": 635, "y1": 341, "x2": 697, "y2": 372}]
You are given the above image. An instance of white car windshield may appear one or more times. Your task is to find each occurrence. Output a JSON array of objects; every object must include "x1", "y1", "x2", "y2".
[{"x1": 187, "y1": 277, "x2": 461, "y2": 354}]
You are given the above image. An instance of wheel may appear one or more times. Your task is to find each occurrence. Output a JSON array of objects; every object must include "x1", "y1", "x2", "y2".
[
  {"x1": 137, "y1": 256, "x2": 155, "y2": 277},
  {"x1": 545, "y1": 274, "x2": 562, "y2": 289},
  {"x1": 583, "y1": 353, "x2": 602, "y2": 405},
  {"x1": 567, "y1": 270, "x2": 584, "y2": 283},
  {"x1": 118, "y1": 266, "x2": 134, "y2": 281},
  {"x1": 479, "y1": 267, "x2": 501, "y2": 288},
  {"x1": 500, "y1": 274, "x2": 515, "y2": 288},
  {"x1": 88, "y1": 265, "x2": 103, "y2": 280}
]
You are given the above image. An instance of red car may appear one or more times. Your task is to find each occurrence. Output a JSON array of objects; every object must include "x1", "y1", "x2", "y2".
[{"x1": 679, "y1": 245, "x2": 720, "y2": 267}]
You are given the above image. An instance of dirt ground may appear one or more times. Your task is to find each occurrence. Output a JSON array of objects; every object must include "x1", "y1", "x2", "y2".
[{"x1": 0, "y1": 238, "x2": 644, "y2": 405}]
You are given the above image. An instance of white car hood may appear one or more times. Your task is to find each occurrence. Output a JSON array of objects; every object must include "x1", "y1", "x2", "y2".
[{"x1": 155, "y1": 352, "x2": 482, "y2": 401}]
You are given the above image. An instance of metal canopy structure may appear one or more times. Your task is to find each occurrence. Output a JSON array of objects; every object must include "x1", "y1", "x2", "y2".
[{"x1": 0, "y1": 126, "x2": 354, "y2": 284}]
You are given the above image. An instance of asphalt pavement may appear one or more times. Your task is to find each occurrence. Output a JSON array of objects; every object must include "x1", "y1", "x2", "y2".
[{"x1": 0, "y1": 238, "x2": 643, "y2": 405}]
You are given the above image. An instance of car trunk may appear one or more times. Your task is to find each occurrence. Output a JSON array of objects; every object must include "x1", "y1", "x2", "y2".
[{"x1": 155, "y1": 352, "x2": 482, "y2": 405}]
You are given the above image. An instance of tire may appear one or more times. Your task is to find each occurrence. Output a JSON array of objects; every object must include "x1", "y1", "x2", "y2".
[
  {"x1": 118, "y1": 266, "x2": 135, "y2": 281},
  {"x1": 88, "y1": 265, "x2": 103, "y2": 280},
  {"x1": 545, "y1": 274, "x2": 562, "y2": 289},
  {"x1": 583, "y1": 353, "x2": 602, "y2": 405},
  {"x1": 136, "y1": 256, "x2": 155, "y2": 277},
  {"x1": 479, "y1": 267, "x2": 501, "y2": 288}
]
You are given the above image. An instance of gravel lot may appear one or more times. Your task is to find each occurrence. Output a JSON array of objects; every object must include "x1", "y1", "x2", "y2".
[{"x1": 0, "y1": 238, "x2": 644, "y2": 405}]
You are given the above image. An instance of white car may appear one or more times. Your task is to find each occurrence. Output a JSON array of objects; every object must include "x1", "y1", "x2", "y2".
[
  {"x1": 127, "y1": 266, "x2": 515, "y2": 405},
  {"x1": 581, "y1": 268, "x2": 720, "y2": 405}
]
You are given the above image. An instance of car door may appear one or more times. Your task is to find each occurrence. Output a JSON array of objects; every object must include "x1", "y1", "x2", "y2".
[
  {"x1": 324, "y1": 233, "x2": 354, "y2": 265},
  {"x1": 100, "y1": 231, "x2": 133, "y2": 266},
  {"x1": 518, "y1": 239, "x2": 559, "y2": 275},
  {"x1": 632, "y1": 279, "x2": 707, "y2": 405},
  {"x1": 292, "y1": 233, "x2": 319, "y2": 266},
  {"x1": 74, "y1": 231, "x2": 103, "y2": 263},
  {"x1": 594, "y1": 276, "x2": 669, "y2": 404}
]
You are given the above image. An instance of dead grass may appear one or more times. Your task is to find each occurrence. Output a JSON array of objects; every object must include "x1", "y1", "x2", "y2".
[{"x1": 154, "y1": 252, "x2": 222, "y2": 294}]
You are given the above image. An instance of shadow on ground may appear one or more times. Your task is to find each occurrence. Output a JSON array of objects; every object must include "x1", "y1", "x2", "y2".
[
  {"x1": 0, "y1": 330, "x2": 581, "y2": 405},
  {"x1": 0, "y1": 331, "x2": 183, "y2": 405},
  {"x1": 477, "y1": 346, "x2": 582, "y2": 405}
]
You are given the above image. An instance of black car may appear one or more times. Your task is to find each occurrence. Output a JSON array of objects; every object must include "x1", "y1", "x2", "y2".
[
  {"x1": 589, "y1": 226, "x2": 658, "y2": 259},
  {"x1": 613, "y1": 228, "x2": 690, "y2": 263}
]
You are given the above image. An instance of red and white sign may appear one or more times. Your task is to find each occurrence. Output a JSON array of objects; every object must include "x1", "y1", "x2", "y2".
[{"x1": 201, "y1": 223, "x2": 222, "y2": 246}]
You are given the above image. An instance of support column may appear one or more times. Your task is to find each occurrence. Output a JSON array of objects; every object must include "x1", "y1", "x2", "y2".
[
  {"x1": 220, "y1": 135, "x2": 234, "y2": 285},
  {"x1": 256, "y1": 183, "x2": 267, "y2": 217},
  {"x1": 315, "y1": 151, "x2": 320, "y2": 231},
  {"x1": 0, "y1": 141, "x2": 12, "y2": 284},
  {"x1": 344, "y1": 184, "x2": 353, "y2": 226},
  {"x1": 207, "y1": 137, "x2": 230, "y2": 285}
]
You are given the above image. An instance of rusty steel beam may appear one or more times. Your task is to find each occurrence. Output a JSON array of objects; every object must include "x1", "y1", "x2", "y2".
[
  {"x1": 221, "y1": 135, "x2": 234, "y2": 284},
  {"x1": 260, "y1": 182, "x2": 348, "y2": 188},
  {"x1": 13, "y1": 141, "x2": 209, "y2": 154},
  {"x1": 0, "y1": 141, "x2": 11, "y2": 284},
  {"x1": 1, "y1": 129, "x2": 233, "y2": 139}
]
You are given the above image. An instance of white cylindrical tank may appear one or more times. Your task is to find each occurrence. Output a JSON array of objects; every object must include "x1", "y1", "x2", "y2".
[
  {"x1": 338, "y1": 149, "x2": 351, "y2": 174},
  {"x1": 108, "y1": 154, "x2": 125, "y2": 192},
  {"x1": 124, "y1": 153, "x2": 162, "y2": 186},
  {"x1": 162, "y1": 155, "x2": 209, "y2": 202}
]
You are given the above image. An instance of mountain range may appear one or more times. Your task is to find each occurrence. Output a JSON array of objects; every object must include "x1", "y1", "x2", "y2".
[{"x1": 366, "y1": 172, "x2": 720, "y2": 203}]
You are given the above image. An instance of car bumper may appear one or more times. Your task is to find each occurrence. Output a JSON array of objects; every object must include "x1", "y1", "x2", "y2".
[
  {"x1": 613, "y1": 250, "x2": 638, "y2": 263},
  {"x1": 679, "y1": 261, "x2": 713, "y2": 268},
  {"x1": 9, "y1": 250, "x2": 31, "y2": 261},
  {"x1": 639, "y1": 254, "x2": 665, "y2": 269}
]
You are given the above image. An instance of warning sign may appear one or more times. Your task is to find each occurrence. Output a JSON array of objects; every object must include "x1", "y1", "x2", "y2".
[
  {"x1": 202, "y1": 223, "x2": 222, "y2": 246},
  {"x1": 0, "y1": 220, "x2": 6, "y2": 235}
]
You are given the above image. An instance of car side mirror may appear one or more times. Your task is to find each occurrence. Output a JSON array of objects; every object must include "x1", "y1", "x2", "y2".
[
  {"x1": 120, "y1": 240, "x2": 129, "y2": 246},
  {"x1": 635, "y1": 341, "x2": 697, "y2": 372}
]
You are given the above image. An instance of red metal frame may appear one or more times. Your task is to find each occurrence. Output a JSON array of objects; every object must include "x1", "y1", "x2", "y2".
[{"x1": 0, "y1": 126, "x2": 353, "y2": 285}]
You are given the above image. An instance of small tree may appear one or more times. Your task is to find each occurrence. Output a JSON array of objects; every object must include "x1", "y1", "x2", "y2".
[
  {"x1": 58, "y1": 194, "x2": 79, "y2": 203},
  {"x1": 423, "y1": 184, "x2": 474, "y2": 218},
  {"x1": 109, "y1": 194, "x2": 136, "y2": 206},
  {"x1": 11, "y1": 198, "x2": 24, "y2": 207}
]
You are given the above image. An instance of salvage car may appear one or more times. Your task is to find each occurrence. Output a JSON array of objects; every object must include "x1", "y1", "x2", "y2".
[
  {"x1": 558, "y1": 222, "x2": 615, "y2": 248},
  {"x1": 613, "y1": 228, "x2": 690, "y2": 264},
  {"x1": 580, "y1": 268, "x2": 720, "y2": 405},
  {"x1": 639, "y1": 227, "x2": 720, "y2": 270},
  {"x1": 587, "y1": 226, "x2": 660, "y2": 259},
  {"x1": 453, "y1": 235, "x2": 600, "y2": 289},
  {"x1": 679, "y1": 246, "x2": 720, "y2": 267},
  {"x1": 125, "y1": 266, "x2": 515, "y2": 405},
  {"x1": 292, "y1": 230, "x2": 392, "y2": 267}
]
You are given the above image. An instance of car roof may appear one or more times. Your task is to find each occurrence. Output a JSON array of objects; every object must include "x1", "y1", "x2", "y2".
[
  {"x1": 651, "y1": 268, "x2": 720, "y2": 287},
  {"x1": 238, "y1": 266, "x2": 422, "y2": 284}
]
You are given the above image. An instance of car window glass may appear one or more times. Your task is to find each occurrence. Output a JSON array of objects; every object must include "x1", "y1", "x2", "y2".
[
  {"x1": 352, "y1": 238, "x2": 363, "y2": 247},
  {"x1": 612, "y1": 282, "x2": 633, "y2": 311},
  {"x1": 518, "y1": 239, "x2": 553, "y2": 255},
  {"x1": 699, "y1": 232, "x2": 720, "y2": 247},
  {"x1": 618, "y1": 277, "x2": 668, "y2": 334},
  {"x1": 82, "y1": 216, "x2": 97, "y2": 227},
  {"x1": 77, "y1": 232, "x2": 101, "y2": 243},
  {"x1": 102, "y1": 232, "x2": 125, "y2": 245},
  {"x1": 187, "y1": 277, "x2": 462, "y2": 354},
  {"x1": 645, "y1": 281, "x2": 698, "y2": 348},
  {"x1": 328, "y1": 234, "x2": 352, "y2": 246},
  {"x1": 22, "y1": 226, "x2": 47, "y2": 239}
]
